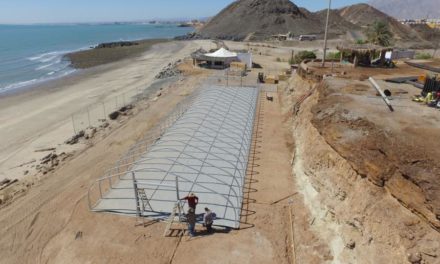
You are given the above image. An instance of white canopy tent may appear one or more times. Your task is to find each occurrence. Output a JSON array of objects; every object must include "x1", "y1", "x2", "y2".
[
  {"x1": 204, "y1": 48, "x2": 238, "y2": 58},
  {"x1": 203, "y1": 48, "x2": 239, "y2": 69}
]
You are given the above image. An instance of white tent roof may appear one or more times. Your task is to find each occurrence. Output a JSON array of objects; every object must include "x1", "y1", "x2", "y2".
[{"x1": 205, "y1": 48, "x2": 238, "y2": 58}]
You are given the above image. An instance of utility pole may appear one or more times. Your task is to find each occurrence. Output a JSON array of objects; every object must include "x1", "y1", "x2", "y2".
[{"x1": 322, "y1": 0, "x2": 332, "y2": 67}]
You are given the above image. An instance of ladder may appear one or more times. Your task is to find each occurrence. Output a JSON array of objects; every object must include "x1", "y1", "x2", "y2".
[
  {"x1": 163, "y1": 201, "x2": 185, "y2": 237},
  {"x1": 138, "y1": 188, "x2": 153, "y2": 213},
  {"x1": 136, "y1": 188, "x2": 153, "y2": 226}
]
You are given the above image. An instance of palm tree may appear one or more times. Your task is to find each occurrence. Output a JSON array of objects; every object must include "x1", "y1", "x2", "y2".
[{"x1": 365, "y1": 21, "x2": 393, "y2": 47}]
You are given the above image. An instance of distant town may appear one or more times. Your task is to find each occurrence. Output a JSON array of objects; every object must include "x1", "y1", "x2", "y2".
[{"x1": 399, "y1": 18, "x2": 440, "y2": 29}]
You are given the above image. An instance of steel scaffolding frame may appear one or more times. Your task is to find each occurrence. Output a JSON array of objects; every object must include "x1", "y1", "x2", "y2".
[{"x1": 88, "y1": 85, "x2": 259, "y2": 228}]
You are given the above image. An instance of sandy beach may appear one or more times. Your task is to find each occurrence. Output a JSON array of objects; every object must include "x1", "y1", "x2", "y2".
[{"x1": 0, "y1": 40, "x2": 211, "y2": 183}]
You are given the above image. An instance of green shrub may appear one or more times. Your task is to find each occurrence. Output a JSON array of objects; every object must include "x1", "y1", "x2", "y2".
[
  {"x1": 415, "y1": 52, "x2": 432, "y2": 60},
  {"x1": 276, "y1": 57, "x2": 282, "y2": 62},
  {"x1": 326, "y1": 51, "x2": 341, "y2": 60},
  {"x1": 355, "y1": 39, "x2": 367, "y2": 44},
  {"x1": 364, "y1": 20, "x2": 393, "y2": 47},
  {"x1": 291, "y1": 50, "x2": 317, "y2": 64}
]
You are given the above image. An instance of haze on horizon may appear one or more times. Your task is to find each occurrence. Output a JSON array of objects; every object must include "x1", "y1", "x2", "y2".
[{"x1": 0, "y1": 0, "x2": 365, "y2": 24}]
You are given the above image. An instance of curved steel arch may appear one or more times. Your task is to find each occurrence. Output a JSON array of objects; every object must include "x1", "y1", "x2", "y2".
[{"x1": 89, "y1": 86, "x2": 259, "y2": 228}]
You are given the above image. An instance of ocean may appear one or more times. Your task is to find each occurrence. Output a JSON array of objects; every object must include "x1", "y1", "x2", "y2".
[{"x1": 0, "y1": 23, "x2": 192, "y2": 93}]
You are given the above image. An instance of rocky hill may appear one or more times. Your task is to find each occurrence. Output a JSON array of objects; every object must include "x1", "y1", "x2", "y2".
[
  {"x1": 369, "y1": 0, "x2": 440, "y2": 20},
  {"x1": 195, "y1": 0, "x2": 435, "y2": 46},
  {"x1": 198, "y1": 0, "x2": 324, "y2": 41},
  {"x1": 337, "y1": 4, "x2": 422, "y2": 42},
  {"x1": 313, "y1": 9, "x2": 361, "y2": 38}
]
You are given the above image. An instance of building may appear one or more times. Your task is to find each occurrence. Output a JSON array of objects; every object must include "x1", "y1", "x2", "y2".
[
  {"x1": 337, "y1": 44, "x2": 394, "y2": 67},
  {"x1": 192, "y1": 48, "x2": 252, "y2": 70}
]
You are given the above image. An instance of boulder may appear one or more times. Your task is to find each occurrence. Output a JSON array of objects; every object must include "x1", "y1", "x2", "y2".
[
  {"x1": 65, "y1": 131, "x2": 85, "y2": 145},
  {"x1": 346, "y1": 240, "x2": 356, "y2": 250},
  {"x1": 100, "y1": 122, "x2": 109, "y2": 128},
  {"x1": 408, "y1": 253, "x2": 422, "y2": 264},
  {"x1": 109, "y1": 111, "x2": 120, "y2": 120},
  {"x1": 84, "y1": 127, "x2": 97, "y2": 140}
]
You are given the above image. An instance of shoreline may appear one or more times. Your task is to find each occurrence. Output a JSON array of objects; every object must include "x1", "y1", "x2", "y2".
[
  {"x1": 0, "y1": 37, "x2": 177, "y2": 98},
  {"x1": 0, "y1": 38, "x2": 171, "y2": 99},
  {"x1": 65, "y1": 38, "x2": 170, "y2": 69},
  {"x1": 0, "y1": 40, "x2": 211, "y2": 183}
]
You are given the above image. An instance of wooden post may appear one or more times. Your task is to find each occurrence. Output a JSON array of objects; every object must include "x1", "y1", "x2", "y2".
[
  {"x1": 290, "y1": 50, "x2": 294, "y2": 65},
  {"x1": 379, "y1": 50, "x2": 386, "y2": 66}
]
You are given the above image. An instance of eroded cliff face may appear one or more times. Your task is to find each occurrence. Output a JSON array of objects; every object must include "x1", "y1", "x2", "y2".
[
  {"x1": 283, "y1": 76, "x2": 440, "y2": 263},
  {"x1": 311, "y1": 80, "x2": 440, "y2": 232}
]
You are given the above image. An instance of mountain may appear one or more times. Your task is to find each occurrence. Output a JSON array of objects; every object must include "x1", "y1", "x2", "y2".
[
  {"x1": 337, "y1": 4, "x2": 422, "y2": 41},
  {"x1": 369, "y1": 0, "x2": 440, "y2": 20},
  {"x1": 195, "y1": 0, "x2": 434, "y2": 46},
  {"x1": 198, "y1": 0, "x2": 324, "y2": 41},
  {"x1": 314, "y1": 9, "x2": 361, "y2": 36}
]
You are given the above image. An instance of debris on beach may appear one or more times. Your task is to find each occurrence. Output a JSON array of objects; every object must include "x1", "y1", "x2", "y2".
[
  {"x1": 37, "y1": 152, "x2": 72, "y2": 175},
  {"x1": 84, "y1": 127, "x2": 97, "y2": 140},
  {"x1": 108, "y1": 111, "x2": 120, "y2": 120},
  {"x1": 65, "y1": 130, "x2": 85, "y2": 145},
  {"x1": 10, "y1": 159, "x2": 36, "y2": 169},
  {"x1": 155, "y1": 60, "x2": 182, "y2": 79},
  {"x1": 100, "y1": 122, "x2": 109, "y2": 129},
  {"x1": 109, "y1": 104, "x2": 134, "y2": 120},
  {"x1": 95, "y1": 41, "x2": 139, "y2": 49},
  {"x1": 0, "y1": 178, "x2": 19, "y2": 191},
  {"x1": 40, "y1": 152, "x2": 58, "y2": 165},
  {"x1": 34, "y1": 148, "x2": 56, "y2": 153}
]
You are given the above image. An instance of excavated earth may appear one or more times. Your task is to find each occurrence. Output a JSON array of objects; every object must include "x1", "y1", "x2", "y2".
[
  {"x1": 311, "y1": 79, "x2": 440, "y2": 231},
  {"x1": 281, "y1": 74, "x2": 440, "y2": 263}
]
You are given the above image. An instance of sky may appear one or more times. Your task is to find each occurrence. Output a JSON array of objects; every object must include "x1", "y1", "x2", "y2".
[{"x1": 0, "y1": 0, "x2": 366, "y2": 24}]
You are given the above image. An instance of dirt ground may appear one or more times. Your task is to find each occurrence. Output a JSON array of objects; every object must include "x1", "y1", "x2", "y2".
[
  {"x1": 279, "y1": 60, "x2": 440, "y2": 263},
  {"x1": 3, "y1": 38, "x2": 440, "y2": 264},
  {"x1": 0, "y1": 70, "x2": 205, "y2": 264},
  {"x1": 0, "y1": 48, "x2": 299, "y2": 263}
]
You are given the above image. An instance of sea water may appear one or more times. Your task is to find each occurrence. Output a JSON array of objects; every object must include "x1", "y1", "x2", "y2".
[{"x1": 0, "y1": 23, "x2": 192, "y2": 93}]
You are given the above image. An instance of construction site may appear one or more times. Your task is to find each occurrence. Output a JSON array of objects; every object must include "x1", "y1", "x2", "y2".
[
  {"x1": 0, "y1": 37, "x2": 440, "y2": 264},
  {"x1": 3, "y1": 0, "x2": 440, "y2": 263}
]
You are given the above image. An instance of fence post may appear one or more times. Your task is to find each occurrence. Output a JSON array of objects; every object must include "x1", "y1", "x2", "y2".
[
  {"x1": 71, "y1": 115, "x2": 76, "y2": 134},
  {"x1": 102, "y1": 102, "x2": 106, "y2": 119},
  {"x1": 175, "y1": 176, "x2": 182, "y2": 221},
  {"x1": 132, "y1": 172, "x2": 141, "y2": 217},
  {"x1": 87, "y1": 107, "x2": 91, "y2": 127}
]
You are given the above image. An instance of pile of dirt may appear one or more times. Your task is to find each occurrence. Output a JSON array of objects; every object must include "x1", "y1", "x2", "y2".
[
  {"x1": 198, "y1": 0, "x2": 324, "y2": 41},
  {"x1": 337, "y1": 3, "x2": 422, "y2": 42},
  {"x1": 310, "y1": 82, "x2": 440, "y2": 232}
]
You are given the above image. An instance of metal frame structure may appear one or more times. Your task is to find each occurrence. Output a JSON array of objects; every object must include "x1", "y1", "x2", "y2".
[{"x1": 88, "y1": 85, "x2": 259, "y2": 228}]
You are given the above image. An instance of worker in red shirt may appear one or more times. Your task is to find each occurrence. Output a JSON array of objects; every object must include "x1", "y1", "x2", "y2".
[{"x1": 180, "y1": 192, "x2": 199, "y2": 210}]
